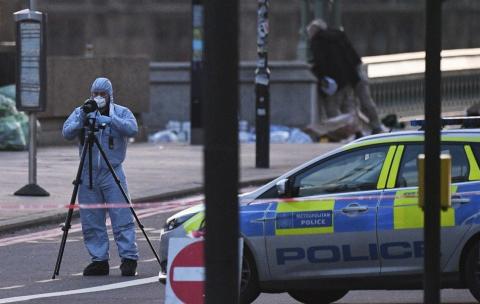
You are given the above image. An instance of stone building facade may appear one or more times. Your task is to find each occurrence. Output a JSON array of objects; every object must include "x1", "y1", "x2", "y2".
[{"x1": 1, "y1": 0, "x2": 480, "y2": 63}]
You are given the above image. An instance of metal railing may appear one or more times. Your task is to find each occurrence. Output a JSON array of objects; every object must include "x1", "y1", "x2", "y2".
[{"x1": 365, "y1": 49, "x2": 480, "y2": 117}]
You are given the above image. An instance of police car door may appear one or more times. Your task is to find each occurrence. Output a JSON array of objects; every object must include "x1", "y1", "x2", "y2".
[
  {"x1": 266, "y1": 145, "x2": 393, "y2": 280},
  {"x1": 377, "y1": 143, "x2": 477, "y2": 274}
]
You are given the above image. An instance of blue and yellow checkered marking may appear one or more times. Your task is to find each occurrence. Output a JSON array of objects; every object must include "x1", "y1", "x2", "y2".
[
  {"x1": 275, "y1": 200, "x2": 335, "y2": 235},
  {"x1": 378, "y1": 183, "x2": 480, "y2": 230},
  {"x1": 378, "y1": 189, "x2": 453, "y2": 231},
  {"x1": 392, "y1": 188, "x2": 456, "y2": 230},
  {"x1": 271, "y1": 195, "x2": 380, "y2": 236},
  {"x1": 334, "y1": 197, "x2": 378, "y2": 233},
  {"x1": 275, "y1": 210, "x2": 333, "y2": 229},
  {"x1": 240, "y1": 203, "x2": 271, "y2": 237},
  {"x1": 454, "y1": 183, "x2": 480, "y2": 226},
  {"x1": 186, "y1": 185, "x2": 480, "y2": 239}
]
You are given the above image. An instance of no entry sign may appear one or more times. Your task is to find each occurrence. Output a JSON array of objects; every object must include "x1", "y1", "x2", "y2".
[
  {"x1": 165, "y1": 237, "x2": 244, "y2": 304},
  {"x1": 165, "y1": 238, "x2": 205, "y2": 304}
]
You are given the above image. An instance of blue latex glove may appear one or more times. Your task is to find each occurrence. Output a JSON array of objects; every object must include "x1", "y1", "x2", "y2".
[
  {"x1": 97, "y1": 115, "x2": 112, "y2": 125},
  {"x1": 320, "y1": 76, "x2": 338, "y2": 96}
]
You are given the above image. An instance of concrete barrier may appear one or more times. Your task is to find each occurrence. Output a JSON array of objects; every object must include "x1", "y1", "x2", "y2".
[
  {"x1": 365, "y1": 49, "x2": 480, "y2": 117},
  {"x1": 145, "y1": 61, "x2": 317, "y2": 135}
]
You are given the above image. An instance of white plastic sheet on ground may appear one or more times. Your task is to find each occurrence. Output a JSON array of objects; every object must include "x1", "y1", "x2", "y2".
[{"x1": 149, "y1": 120, "x2": 313, "y2": 144}]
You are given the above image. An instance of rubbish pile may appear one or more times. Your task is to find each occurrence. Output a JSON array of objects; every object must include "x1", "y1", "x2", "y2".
[
  {"x1": 148, "y1": 121, "x2": 191, "y2": 144},
  {"x1": 304, "y1": 113, "x2": 360, "y2": 142},
  {"x1": 148, "y1": 120, "x2": 313, "y2": 144},
  {"x1": 0, "y1": 85, "x2": 29, "y2": 151},
  {"x1": 261, "y1": 125, "x2": 313, "y2": 144}
]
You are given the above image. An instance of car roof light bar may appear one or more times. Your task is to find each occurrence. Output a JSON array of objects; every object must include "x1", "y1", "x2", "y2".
[{"x1": 410, "y1": 116, "x2": 480, "y2": 128}]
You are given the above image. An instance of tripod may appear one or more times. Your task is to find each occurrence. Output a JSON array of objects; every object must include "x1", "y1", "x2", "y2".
[{"x1": 52, "y1": 114, "x2": 161, "y2": 279}]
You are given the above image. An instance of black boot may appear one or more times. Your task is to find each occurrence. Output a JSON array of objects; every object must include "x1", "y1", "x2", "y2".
[
  {"x1": 120, "y1": 258, "x2": 137, "y2": 276},
  {"x1": 83, "y1": 261, "x2": 109, "y2": 276}
]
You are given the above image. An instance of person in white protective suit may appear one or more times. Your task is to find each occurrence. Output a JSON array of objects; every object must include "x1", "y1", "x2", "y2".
[{"x1": 62, "y1": 77, "x2": 139, "y2": 276}]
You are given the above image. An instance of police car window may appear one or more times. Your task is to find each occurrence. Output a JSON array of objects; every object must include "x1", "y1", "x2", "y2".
[
  {"x1": 396, "y1": 144, "x2": 469, "y2": 188},
  {"x1": 293, "y1": 146, "x2": 388, "y2": 197}
]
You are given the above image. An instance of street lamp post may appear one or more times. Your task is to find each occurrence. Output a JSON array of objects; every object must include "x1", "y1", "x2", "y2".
[
  {"x1": 255, "y1": 0, "x2": 270, "y2": 168},
  {"x1": 424, "y1": 0, "x2": 443, "y2": 303},
  {"x1": 203, "y1": 0, "x2": 240, "y2": 303},
  {"x1": 190, "y1": 0, "x2": 204, "y2": 145}
]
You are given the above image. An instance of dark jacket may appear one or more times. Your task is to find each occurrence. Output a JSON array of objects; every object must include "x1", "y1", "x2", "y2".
[{"x1": 310, "y1": 29, "x2": 362, "y2": 89}]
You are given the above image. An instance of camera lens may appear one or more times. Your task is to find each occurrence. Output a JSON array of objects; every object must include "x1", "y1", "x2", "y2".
[{"x1": 82, "y1": 99, "x2": 98, "y2": 113}]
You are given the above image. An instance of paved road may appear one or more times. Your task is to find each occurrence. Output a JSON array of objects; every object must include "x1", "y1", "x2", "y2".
[{"x1": 0, "y1": 196, "x2": 477, "y2": 304}]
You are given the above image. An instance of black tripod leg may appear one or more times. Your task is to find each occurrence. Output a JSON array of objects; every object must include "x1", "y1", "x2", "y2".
[
  {"x1": 93, "y1": 137, "x2": 162, "y2": 266},
  {"x1": 52, "y1": 141, "x2": 89, "y2": 279},
  {"x1": 88, "y1": 140, "x2": 93, "y2": 189}
]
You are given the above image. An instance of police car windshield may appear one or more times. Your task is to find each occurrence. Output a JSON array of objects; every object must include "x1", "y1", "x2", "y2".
[{"x1": 294, "y1": 146, "x2": 388, "y2": 197}]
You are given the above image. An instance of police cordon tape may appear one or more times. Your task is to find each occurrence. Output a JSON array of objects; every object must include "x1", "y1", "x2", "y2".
[
  {"x1": 0, "y1": 201, "x2": 201, "y2": 247},
  {"x1": 0, "y1": 198, "x2": 205, "y2": 210},
  {"x1": 1, "y1": 189, "x2": 478, "y2": 210}
]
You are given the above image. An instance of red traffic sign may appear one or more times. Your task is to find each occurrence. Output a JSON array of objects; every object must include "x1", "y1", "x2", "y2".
[{"x1": 168, "y1": 240, "x2": 204, "y2": 303}]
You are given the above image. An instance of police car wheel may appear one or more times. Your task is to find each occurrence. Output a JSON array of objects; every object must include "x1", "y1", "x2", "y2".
[
  {"x1": 240, "y1": 249, "x2": 260, "y2": 304},
  {"x1": 465, "y1": 241, "x2": 480, "y2": 302},
  {"x1": 288, "y1": 290, "x2": 348, "y2": 304}
]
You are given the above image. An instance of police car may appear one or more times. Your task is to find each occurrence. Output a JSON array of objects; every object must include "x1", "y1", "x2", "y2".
[{"x1": 159, "y1": 120, "x2": 480, "y2": 304}]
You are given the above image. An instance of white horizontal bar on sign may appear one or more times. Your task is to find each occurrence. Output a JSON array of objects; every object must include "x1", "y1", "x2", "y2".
[{"x1": 173, "y1": 267, "x2": 204, "y2": 282}]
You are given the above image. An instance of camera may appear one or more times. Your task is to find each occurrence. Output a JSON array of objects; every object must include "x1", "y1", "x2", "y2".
[{"x1": 82, "y1": 99, "x2": 98, "y2": 114}]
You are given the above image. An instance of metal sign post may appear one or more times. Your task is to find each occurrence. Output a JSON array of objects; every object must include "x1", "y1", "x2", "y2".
[
  {"x1": 203, "y1": 0, "x2": 239, "y2": 303},
  {"x1": 190, "y1": 0, "x2": 204, "y2": 145},
  {"x1": 314, "y1": 0, "x2": 325, "y2": 19},
  {"x1": 13, "y1": 1, "x2": 49, "y2": 197},
  {"x1": 296, "y1": 0, "x2": 309, "y2": 61},
  {"x1": 255, "y1": 0, "x2": 270, "y2": 168},
  {"x1": 332, "y1": 0, "x2": 342, "y2": 29},
  {"x1": 423, "y1": 0, "x2": 443, "y2": 302}
]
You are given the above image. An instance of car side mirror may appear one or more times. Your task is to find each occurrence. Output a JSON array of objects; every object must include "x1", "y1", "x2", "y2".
[{"x1": 276, "y1": 178, "x2": 289, "y2": 197}]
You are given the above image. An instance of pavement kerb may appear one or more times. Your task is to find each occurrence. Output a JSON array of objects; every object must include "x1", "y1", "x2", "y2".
[{"x1": 0, "y1": 177, "x2": 275, "y2": 236}]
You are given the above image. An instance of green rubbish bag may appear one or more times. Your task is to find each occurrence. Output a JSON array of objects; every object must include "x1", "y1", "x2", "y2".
[
  {"x1": 0, "y1": 115, "x2": 27, "y2": 150},
  {"x1": 0, "y1": 85, "x2": 38, "y2": 150},
  {"x1": 0, "y1": 86, "x2": 37, "y2": 149},
  {"x1": 15, "y1": 112, "x2": 29, "y2": 140},
  {"x1": 0, "y1": 94, "x2": 18, "y2": 118},
  {"x1": 0, "y1": 85, "x2": 16, "y2": 100}
]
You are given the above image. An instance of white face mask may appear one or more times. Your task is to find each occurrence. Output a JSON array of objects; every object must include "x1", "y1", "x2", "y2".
[{"x1": 94, "y1": 96, "x2": 106, "y2": 108}]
